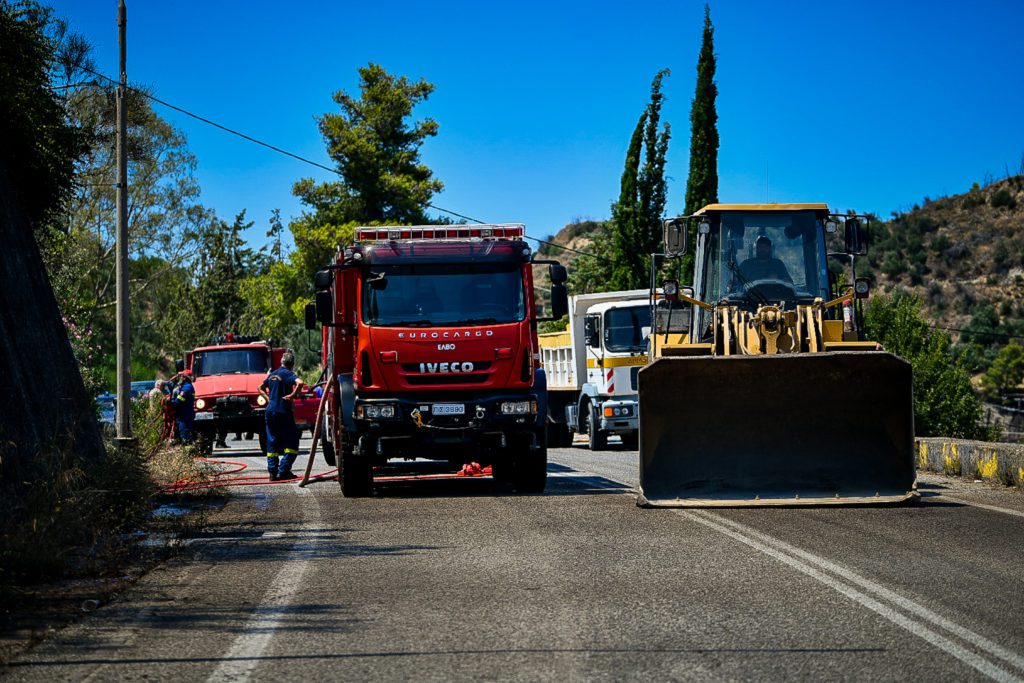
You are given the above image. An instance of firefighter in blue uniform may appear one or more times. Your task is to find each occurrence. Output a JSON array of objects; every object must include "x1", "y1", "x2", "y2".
[
  {"x1": 258, "y1": 351, "x2": 304, "y2": 480},
  {"x1": 172, "y1": 370, "x2": 196, "y2": 445}
]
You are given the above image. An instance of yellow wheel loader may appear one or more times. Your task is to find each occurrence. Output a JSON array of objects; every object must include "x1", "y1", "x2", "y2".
[{"x1": 638, "y1": 204, "x2": 917, "y2": 507}]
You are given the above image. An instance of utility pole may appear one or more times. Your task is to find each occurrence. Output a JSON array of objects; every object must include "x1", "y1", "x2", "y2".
[{"x1": 115, "y1": 0, "x2": 132, "y2": 442}]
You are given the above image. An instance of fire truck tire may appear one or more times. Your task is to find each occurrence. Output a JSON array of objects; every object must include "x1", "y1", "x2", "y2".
[
  {"x1": 586, "y1": 404, "x2": 608, "y2": 451},
  {"x1": 620, "y1": 431, "x2": 639, "y2": 450},
  {"x1": 338, "y1": 442, "x2": 372, "y2": 497},
  {"x1": 512, "y1": 446, "x2": 547, "y2": 494},
  {"x1": 257, "y1": 431, "x2": 267, "y2": 457},
  {"x1": 547, "y1": 422, "x2": 572, "y2": 449},
  {"x1": 196, "y1": 429, "x2": 214, "y2": 457},
  {"x1": 321, "y1": 438, "x2": 337, "y2": 467}
]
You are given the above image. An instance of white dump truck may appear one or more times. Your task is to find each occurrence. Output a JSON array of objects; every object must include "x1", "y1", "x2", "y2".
[{"x1": 539, "y1": 289, "x2": 656, "y2": 450}]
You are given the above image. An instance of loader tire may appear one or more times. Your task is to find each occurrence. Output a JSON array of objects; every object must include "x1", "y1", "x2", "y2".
[
  {"x1": 586, "y1": 405, "x2": 607, "y2": 451},
  {"x1": 338, "y1": 440, "x2": 372, "y2": 497}
]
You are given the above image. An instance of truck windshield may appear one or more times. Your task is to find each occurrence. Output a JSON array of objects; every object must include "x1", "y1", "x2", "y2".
[
  {"x1": 702, "y1": 211, "x2": 828, "y2": 306},
  {"x1": 193, "y1": 348, "x2": 269, "y2": 376},
  {"x1": 363, "y1": 263, "x2": 525, "y2": 327},
  {"x1": 604, "y1": 305, "x2": 651, "y2": 353}
]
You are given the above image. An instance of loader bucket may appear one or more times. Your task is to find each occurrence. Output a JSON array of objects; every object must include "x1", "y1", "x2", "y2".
[{"x1": 637, "y1": 351, "x2": 917, "y2": 507}]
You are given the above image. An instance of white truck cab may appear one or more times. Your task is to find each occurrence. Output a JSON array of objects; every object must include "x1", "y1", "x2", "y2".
[{"x1": 540, "y1": 290, "x2": 653, "y2": 450}]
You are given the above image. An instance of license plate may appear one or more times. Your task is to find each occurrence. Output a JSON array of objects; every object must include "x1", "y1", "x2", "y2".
[
  {"x1": 195, "y1": 412, "x2": 213, "y2": 420},
  {"x1": 432, "y1": 403, "x2": 465, "y2": 415}
]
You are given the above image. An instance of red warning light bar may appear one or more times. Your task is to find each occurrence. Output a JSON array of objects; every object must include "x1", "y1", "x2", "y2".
[{"x1": 355, "y1": 224, "x2": 525, "y2": 242}]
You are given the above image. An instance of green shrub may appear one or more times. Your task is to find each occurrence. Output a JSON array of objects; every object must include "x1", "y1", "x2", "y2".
[
  {"x1": 991, "y1": 188, "x2": 1017, "y2": 210},
  {"x1": 981, "y1": 342, "x2": 1024, "y2": 403},
  {"x1": 963, "y1": 192, "x2": 986, "y2": 209},
  {"x1": 865, "y1": 291, "x2": 994, "y2": 439}
]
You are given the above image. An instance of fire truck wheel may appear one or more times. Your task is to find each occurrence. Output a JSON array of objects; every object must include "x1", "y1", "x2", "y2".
[
  {"x1": 586, "y1": 404, "x2": 608, "y2": 451},
  {"x1": 547, "y1": 422, "x2": 572, "y2": 449},
  {"x1": 511, "y1": 445, "x2": 547, "y2": 494},
  {"x1": 257, "y1": 431, "x2": 267, "y2": 457},
  {"x1": 619, "y1": 431, "x2": 639, "y2": 450},
  {"x1": 196, "y1": 430, "x2": 214, "y2": 457},
  {"x1": 338, "y1": 443, "x2": 372, "y2": 497},
  {"x1": 321, "y1": 437, "x2": 337, "y2": 467}
]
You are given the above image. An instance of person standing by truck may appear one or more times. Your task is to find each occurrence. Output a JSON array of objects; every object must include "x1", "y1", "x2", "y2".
[
  {"x1": 258, "y1": 351, "x2": 304, "y2": 480},
  {"x1": 172, "y1": 371, "x2": 196, "y2": 445}
]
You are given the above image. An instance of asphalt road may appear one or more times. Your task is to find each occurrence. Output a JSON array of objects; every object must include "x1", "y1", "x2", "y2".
[{"x1": 4, "y1": 435, "x2": 1024, "y2": 682}]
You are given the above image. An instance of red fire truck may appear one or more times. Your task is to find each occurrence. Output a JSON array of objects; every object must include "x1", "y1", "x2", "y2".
[
  {"x1": 305, "y1": 224, "x2": 568, "y2": 496},
  {"x1": 178, "y1": 336, "x2": 320, "y2": 455}
]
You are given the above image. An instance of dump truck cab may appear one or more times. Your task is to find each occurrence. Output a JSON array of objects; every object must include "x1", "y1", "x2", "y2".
[{"x1": 540, "y1": 290, "x2": 654, "y2": 450}]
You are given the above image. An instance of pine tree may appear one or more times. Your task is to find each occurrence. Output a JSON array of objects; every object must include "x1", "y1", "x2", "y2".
[
  {"x1": 682, "y1": 5, "x2": 719, "y2": 279},
  {"x1": 609, "y1": 69, "x2": 671, "y2": 291}
]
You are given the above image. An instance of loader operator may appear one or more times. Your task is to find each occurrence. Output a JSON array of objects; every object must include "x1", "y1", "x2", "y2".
[
  {"x1": 739, "y1": 235, "x2": 792, "y2": 283},
  {"x1": 258, "y1": 350, "x2": 304, "y2": 481}
]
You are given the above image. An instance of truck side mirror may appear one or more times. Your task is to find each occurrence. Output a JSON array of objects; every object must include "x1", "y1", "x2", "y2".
[
  {"x1": 663, "y1": 218, "x2": 687, "y2": 256},
  {"x1": 550, "y1": 283, "x2": 569, "y2": 319},
  {"x1": 845, "y1": 218, "x2": 869, "y2": 255},
  {"x1": 583, "y1": 315, "x2": 600, "y2": 348},
  {"x1": 315, "y1": 290, "x2": 334, "y2": 324},
  {"x1": 304, "y1": 302, "x2": 317, "y2": 330},
  {"x1": 314, "y1": 269, "x2": 333, "y2": 290},
  {"x1": 175, "y1": 358, "x2": 185, "y2": 373},
  {"x1": 548, "y1": 264, "x2": 568, "y2": 285}
]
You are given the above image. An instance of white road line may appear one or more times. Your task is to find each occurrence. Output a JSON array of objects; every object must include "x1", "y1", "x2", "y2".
[
  {"x1": 697, "y1": 510, "x2": 1024, "y2": 674},
  {"x1": 206, "y1": 488, "x2": 322, "y2": 682},
  {"x1": 682, "y1": 511, "x2": 1023, "y2": 683},
  {"x1": 550, "y1": 456, "x2": 1024, "y2": 679},
  {"x1": 938, "y1": 495, "x2": 1024, "y2": 520}
]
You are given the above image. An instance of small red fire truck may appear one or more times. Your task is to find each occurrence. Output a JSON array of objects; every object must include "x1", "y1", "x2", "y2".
[{"x1": 177, "y1": 336, "x2": 320, "y2": 455}]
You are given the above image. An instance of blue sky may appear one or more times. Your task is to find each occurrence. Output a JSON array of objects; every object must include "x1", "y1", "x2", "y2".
[{"x1": 53, "y1": 1, "x2": 1024, "y2": 249}]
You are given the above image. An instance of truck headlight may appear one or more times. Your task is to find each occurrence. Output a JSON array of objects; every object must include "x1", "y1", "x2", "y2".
[
  {"x1": 501, "y1": 400, "x2": 534, "y2": 414},
  {"x1": 256, "y1": 395, "x2": 267, "y2": 407},
  {"x1": 195, "y1": 398, "x2": 206, "y2": 410},
  {"x1": 358, "y1": 404, "x2": 398, "y2": 419}
]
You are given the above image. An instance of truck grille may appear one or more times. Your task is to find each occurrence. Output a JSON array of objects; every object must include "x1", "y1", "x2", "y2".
[
  {"x1": 405, "y1": 374, "x2": 488, "y2": 386},
  {"x1": 214, "y1": 396, "x2": 253, "y2": 417}
]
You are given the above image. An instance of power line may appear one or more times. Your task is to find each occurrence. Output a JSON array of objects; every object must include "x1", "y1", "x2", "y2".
[
  {"x1": 931, "y1": 324, "x2": 1023, "y2": 341},
  {"x1": 73, "y1": 66, "x2": 609, "y2": 264}
]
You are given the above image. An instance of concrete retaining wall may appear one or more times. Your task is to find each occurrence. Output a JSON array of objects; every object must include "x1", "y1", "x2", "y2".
[{"x1": 916, "y1": 438, "x2": 1024, "y2": 487}]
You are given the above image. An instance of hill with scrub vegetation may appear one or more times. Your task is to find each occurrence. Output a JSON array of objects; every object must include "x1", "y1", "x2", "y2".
[{"x1": 864, "y1": 175, "x2": 1024, "y2": 375}]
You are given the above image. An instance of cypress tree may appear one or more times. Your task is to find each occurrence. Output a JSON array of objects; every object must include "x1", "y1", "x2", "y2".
[
  {"x1": 682, "y1": 5, "x2": 719, "y2": 280},
  {"x1": 610, "y1": 70, "x2": 671, "y2": 291}
]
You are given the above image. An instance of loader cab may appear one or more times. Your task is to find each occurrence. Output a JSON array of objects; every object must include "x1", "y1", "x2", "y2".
[{"x1": 691, "y1": 205, "x2": 831, "y2": 341}]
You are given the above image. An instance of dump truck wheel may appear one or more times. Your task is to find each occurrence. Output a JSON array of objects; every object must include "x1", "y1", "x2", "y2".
[
  {"x1": 586, "y1": 405, "x2": 607, "y2": 451},
  {"x1": 338, "y1": 440, "x2": 372, "y2": 497}
]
